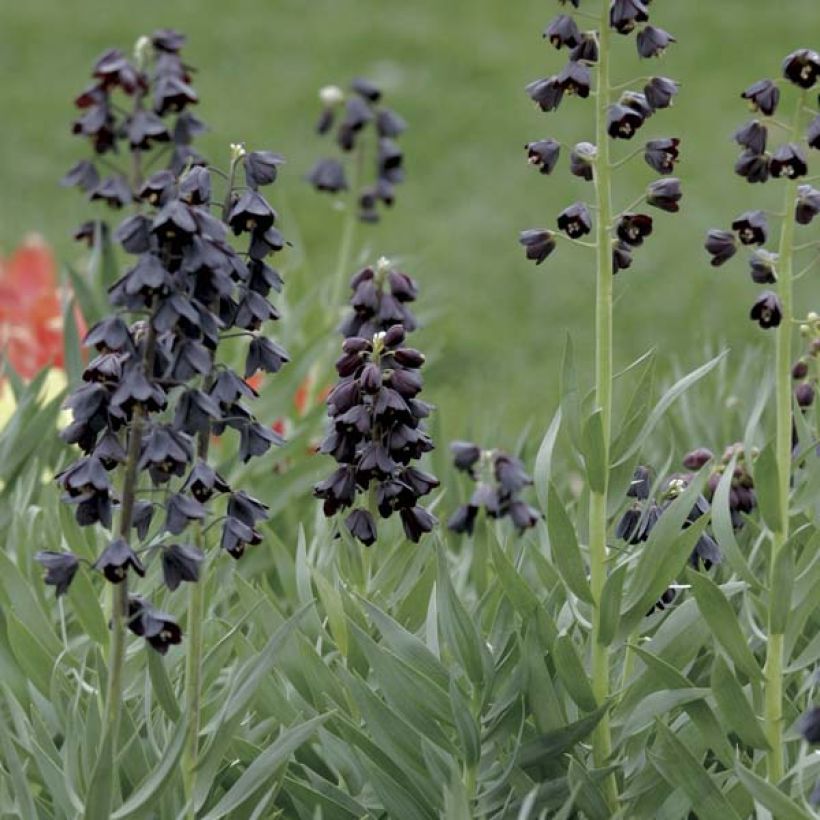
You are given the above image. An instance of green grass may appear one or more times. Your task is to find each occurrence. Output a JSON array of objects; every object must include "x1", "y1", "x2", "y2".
[{"x1": 0, "y1": 0, "x2": 815, "y2": 440}]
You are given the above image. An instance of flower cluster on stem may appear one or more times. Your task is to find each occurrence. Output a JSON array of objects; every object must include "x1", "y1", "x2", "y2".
[{"x1": 704, "y1": 46, "x2": 818, "y2": 782}]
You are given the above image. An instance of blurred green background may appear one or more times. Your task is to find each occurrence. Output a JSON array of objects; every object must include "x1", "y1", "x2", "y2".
[{"x1": 0, "y1": 0, "x2": 816, "y2": 447}]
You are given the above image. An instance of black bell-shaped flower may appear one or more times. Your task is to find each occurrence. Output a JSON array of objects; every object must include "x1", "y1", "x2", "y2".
[{"x1": 35, "y1": 551, "x2": 80, "y2": 597}]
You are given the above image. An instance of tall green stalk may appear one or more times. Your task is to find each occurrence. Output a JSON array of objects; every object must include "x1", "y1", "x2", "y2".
[
  {"x1": 328, "y1": 141, "x2": 365, "y2": 314},
  {"x1": 763, "y1": 88, "x2": 806, "y2": 783},
  {"x1": 182, "y1": 427, "x2": 210, "y2": 815},
  {"x1": 589, "y1": 1, "x2": 617, "y2": 810},
  {"x1": 99, "y1": 324, "x2": 156, "y2": 816}
]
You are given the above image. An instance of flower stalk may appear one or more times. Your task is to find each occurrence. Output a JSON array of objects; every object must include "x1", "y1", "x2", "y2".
[
  {"x1": 589, "y1": 1, "x2": 617, "y2": 810},
  {"x1": 764, "y1": 87, "x2": 807, "y2": 783}
]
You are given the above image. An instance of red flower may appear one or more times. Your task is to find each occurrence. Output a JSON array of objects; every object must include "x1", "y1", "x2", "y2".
[{"x1": 0, "y1": 234, "x2": 84, "y2": 378}]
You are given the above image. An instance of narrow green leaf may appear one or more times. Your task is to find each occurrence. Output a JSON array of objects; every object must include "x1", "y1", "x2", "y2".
[
  {"x1": 770, "y1": 536, "x2": 795, "y2": 635},
  {"x1": 146, "y1": 649, "x2": 180, "y2": 722},
  {"x1": 619, "y1": 518, "x2": 709, "y2": 638},
  {"x1": 567, "y1": 757, "x2": 610, "y2": 820},
  {"x1": 6, "y1": 613, "x2": 54, "y2": 696},
  {"x1": 627, "y1": 646, "x2": 735, "y2": 767},
  {"x1": 734, "y1": 761, "x2": 813, "y2": 820},
  {"x1": 350, "y1": 623, "x2": 454, "y2": 748},
  {"x1": 711, "y1": 454, "x2": 758, "y2": 588},
  {"x1": 202, "y1": 714, "x2": 329, "y2": 820},
  {"x1": 581, "y1": 410, "x2": 606, "y2": 493},
  {"x1": 284, "y1": 773, "x2": 368, "y2": 819},
  {"x1": 560, "y1": 335, "x2": 581, "y2": 452},
  {"x1": 0, "y1": 690, "x2": 37, "y2": 820},
  {"x1": 598, "y1": 563, "x2": 626, "y2": 646},
  {"x1": 489, "y1": 532, "x2": 539, "y2": 615},
  {"x1": 111, "y1": 719, "x2": 186, "y2": 819},
  {"x1": 710, "y1": 656, "x2": 770, "y2": 750},
  {"x1": 62, "y1": 296, "x2": 84, "y2": 385},
  {"x1": 613, "y1": 351, "x2": 727, "y2": 466},
  {"x1": 649, "y1": 721, "x2": 742, "y2": 820},
  {"x1": 436, "y1": 547, "x2": 485, "y2": 686},
  {"x1": 534, "y1": 406, "x2": 562, "y2": 511},
  {"x1": 621, "y1": 688, "x2": 709, "y2": 738},
  {"x1": 65, "y1": 263, "x2": 106, "y2": 327},
  {"x1": 66, "y1": 568, "x2": 108, "y2": 646},
  {"x1": 449, "y1": 678, "x2": 480, "y2": 767},
  {"x1": 753, "y1": 441, "x2": 783, "y2": 533},
  {"x1": 546, "y1": 483, "x2": 592, "y2": 604},
  {"x1": 314, "y1": 571, "x2": 348, "y2": 657},
  {"x1": 83, "y1": 730, "x2": 115, "y2": 820},
  {"x1": 357, "y1": 752, "x2": 435, "y2": 820},
  {"x1": 360, "y1": 598, "x2": 449, "y2": 689},
  {"x1": 610, "y1": 351, "x2": 656, "y2": 463},
  {"x1": 223, "y1": 601, "x2": 313, "y2": 723},
  {"x1": 553, "y1": 634, "x2": 597, "y2": 712},
  {"x1": 518, "y1": 702, "x2": 609, "y2": 767},
  {"x1": 687, "y1": 569, "x2": 762, "y2": 681}
]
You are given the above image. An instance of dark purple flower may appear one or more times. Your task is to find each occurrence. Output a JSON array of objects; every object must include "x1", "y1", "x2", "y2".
[
  {"x1": 161, "y1": 543, "x2": 204, "y2": 591},
  {"x1": 646, "y1": 178, "x2": 682, "y2": 212},
  {"x1": 796, "y1": 185, "x2": 820, "y2": 225},
  {"x1": 448, "y1": 504, "x2": 478, "y2": 535},
  {"x1": 526, "y1": 76, "x2": 564, "y2": 112},
  {"x1": 126, "y1": 596, "x2": 182, "y2": 654},
  {"x1": 735, "y1": 150, "x2": 771, "y2": 184},
  {"x1": 544, "y1": 15, "x2": 581, "y2": 49},
  {"x1": 617, "y1": 213, "x2": 653, "y2": 247},
  {"x1": 610, "y1": 0, "x2": 649, "y2": 34},
  {"x1": 644, "y1": 138, "x2": 679, "y2": 174},
  {"x1": 750, "y1": 291, "x2": 783, "y2": 329},
  {"x1": 607, "y1": 104, "x2": 644, "y2": 139},
  {"x1": 749, "y1": 250, "x2": 777, "y2": 284},
  {"x1": 795, "y1": 383, "x2": 815, "y2": 408},
  {"x1": 770, "y1": 143, "x2": 808, "y2": 179},
  {"x1": 557, "y1": 202, "x2": 592, "y2": 238},
  {"x1": 346, "y1": 508, "x2": 377, "y2": 546},
  {"x1": 557, "y1": 61, "x2": 591, "y2": 98},
  {"x1": 399, "y1": 506, "x2": 436, "y2": 543},
  {"x1": 306, "y1": 158, "x2": 348, "y2": 193},
  {"x1": 643, "y1": 76, "x2": 678, "y2": 110},
  {"x1": 741, "y1": 79, "x2": 779, "y2": 116},
  {"x1": 243, "y1": 150, "x2": 284, "y2": 189},
  {"x1": 704, "y1": 230, "x2": 737, "y2": 267},
  {"x1": 570, "y1": 142, "x2": 596, "y2": 180},
  {"x1": 808, "y1": 115, "x2": 820, "y2": 150},
  {"x1": 519, "y1": 229, "x2": 556, "y2": 264},
  {"x1": 35, "y1": 551, "x2": 80, "y2": 597},
  {"x1": 94, "y1": 537, "x2": 145, "y2": 583},
  {"x1": 637, "y1": 26, "x2": 675, "y2": 59},
  {"x1": 525, "y1": 139, "x2": 561, "y2": 174},
  {"x1": 732, "y1": 210, "x2": 768, "y2": 245},
  {"x1": 782, "y1": 48, "x2": 819, "y2": 89}
]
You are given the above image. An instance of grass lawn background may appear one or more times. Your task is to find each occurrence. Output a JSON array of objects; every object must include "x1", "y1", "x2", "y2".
[{"x1": 0, "y1": 0, "x2": 816, "y2": 446}]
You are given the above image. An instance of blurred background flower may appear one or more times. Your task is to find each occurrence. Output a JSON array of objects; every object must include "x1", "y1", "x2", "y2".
[{"x1": 0, "y1": 234, "x2": 81, "y2": 426}]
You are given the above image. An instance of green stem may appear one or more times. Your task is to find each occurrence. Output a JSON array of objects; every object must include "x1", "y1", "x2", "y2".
[
  {"x1": 328, "y1": 142, "x2": 365, "y2": 314},
  {"x1": 763, "y1": 88, "x2": 806, "y2": 783},
  {"x1": 182, "y1": 380, "x2": 214, "y2": 813},
  {"x1": 589, "y1": 3, "x2": 617, "y2": 811},
  {"x1": 182, "y1": 567, "x2": 205, "y2": 814},
  {"x1": 99, "y1": 324, "x2": 156, "y2": 815}
]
